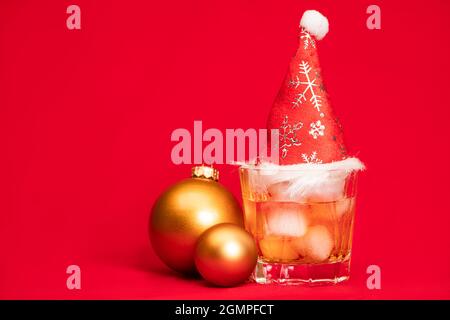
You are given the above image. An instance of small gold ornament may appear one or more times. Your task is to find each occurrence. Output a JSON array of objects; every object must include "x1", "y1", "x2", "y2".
[
  {"x1": 195, "y1": 223, "x2": 257, "y2": 287},
  {"x1": 149, "y1": 166, "x2": 243, "y2": 274}
]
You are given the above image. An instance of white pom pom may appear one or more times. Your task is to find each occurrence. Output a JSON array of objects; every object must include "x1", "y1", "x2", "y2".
[{"x1": 300, "y1": 10, "x2": 329, "y2": 40}]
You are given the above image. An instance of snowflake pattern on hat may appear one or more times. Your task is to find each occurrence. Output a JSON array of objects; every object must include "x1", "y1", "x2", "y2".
[
  {"x1": 280, "y1": 115, "x2": 303, "y2": 159},
  {"x1": 309, "y1": 120, "x2": 325, "y2": 139},
  {"x1": 300, "y1": 28, "x2": 315, "y2": 49},
  {"x1": 301, "y1": 151, "x2": 322, "y2": 164},
  {"x1": 289, "y1": 61, "x2": 324, "y2": 118}
]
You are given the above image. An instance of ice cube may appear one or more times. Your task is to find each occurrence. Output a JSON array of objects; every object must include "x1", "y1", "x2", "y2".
[
  {"x1": 310, "y1": 202, "x2": 336, "y2": 224},
  {"x1": 261, "y1": 202, "x2": 309, "y2": 237},
  {"x1": 309, "y1": 197, "x2": 354, "y2": 225},
  {"x1": 293, "y1": 225, "x2": 333, "y2": 263},
  {"x1": 335, "y1": 198, "x2": 353, "y2": 218},
  {"x1": 282, "y1": 170, "x2": 348, "y2": 203},
  {"x1": 305, "y1": 177, "x2": 346, "y2": 203},
  {"x1": 259, "y1": 236, "x2": 299, "y2": 261},
  {"x1": 268, "y1": 181, "x2": 312, "y2": 203},
  {"x1": 267, "y1": 181, "x2": 291, "y2": 201}
]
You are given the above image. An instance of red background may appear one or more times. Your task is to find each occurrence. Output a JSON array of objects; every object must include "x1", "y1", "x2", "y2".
[{"x1": 1, "y1": 0, "x2": 449, "y2": 299}]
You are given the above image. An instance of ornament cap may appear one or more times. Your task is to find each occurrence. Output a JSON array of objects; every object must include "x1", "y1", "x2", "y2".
[{"x1": 192, "y1": 165, "x2": 219, "y2": 181}]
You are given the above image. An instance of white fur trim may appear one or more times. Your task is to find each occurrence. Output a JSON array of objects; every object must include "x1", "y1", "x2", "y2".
[
  {"x1": 300, "y1": 10, "x2": 329, "y2": 40},
  {"x1": 240, "y1": 157, "x2": 365, "y2": 172},
  {"x1": 240, "y1": 157, "x2": 364, "y2": 202}
]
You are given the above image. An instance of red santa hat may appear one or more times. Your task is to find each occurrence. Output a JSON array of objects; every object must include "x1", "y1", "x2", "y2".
[
  {"x1": 266, "y1": 10, "x2": 364, "y2": 171},
  {"x1": 241, "y1": 10, "x2": 364, "y2": 202}
]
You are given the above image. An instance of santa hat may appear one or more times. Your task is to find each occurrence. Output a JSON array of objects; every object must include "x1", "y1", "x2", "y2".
[
  {"x1": 266, "y1": 10, "x2": 363, "y2": 169},
  {"x1": 245, "y1": 10, "x2": 364, "y2": 201}
]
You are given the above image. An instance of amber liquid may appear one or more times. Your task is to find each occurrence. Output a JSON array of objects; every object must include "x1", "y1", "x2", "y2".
[{"x1": 243, "y1": 196, "x2": 355, "y2": 265}]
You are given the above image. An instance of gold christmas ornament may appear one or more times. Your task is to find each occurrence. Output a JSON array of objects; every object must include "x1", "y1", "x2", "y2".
[
  {"x1": 150, "y1": 166, "x2": 244, "y2": 274},
  {"x1": 195, "y1": 223, "x2": 257, "y2": 287}
]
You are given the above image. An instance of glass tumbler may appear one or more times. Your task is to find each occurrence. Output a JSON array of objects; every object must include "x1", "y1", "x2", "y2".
[{"x1": 239, "y1": 166, "x2": 359, "y2": 285}]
